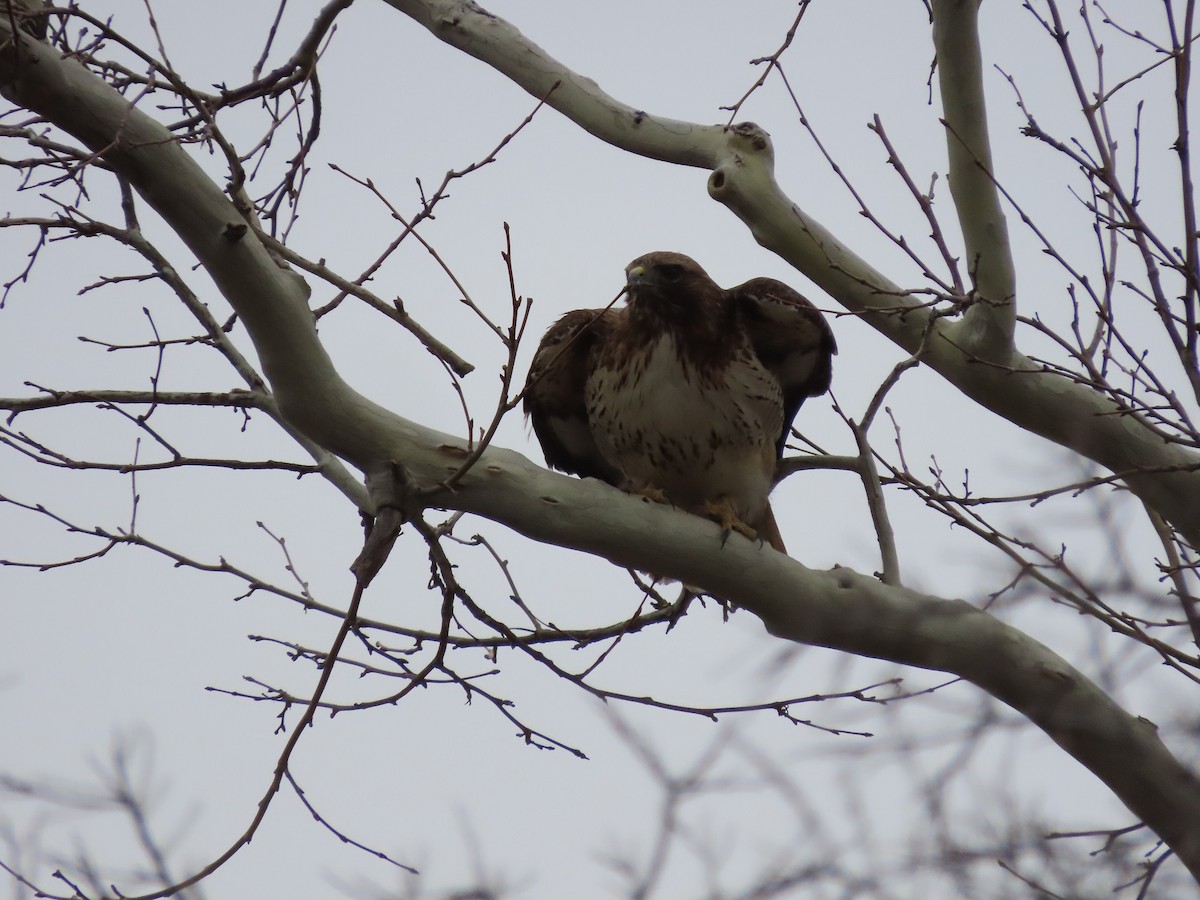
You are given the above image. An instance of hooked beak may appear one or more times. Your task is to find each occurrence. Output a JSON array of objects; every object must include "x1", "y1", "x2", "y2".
[{"x1": 625, "y1": 264, "x2": 647, "y2": 291}]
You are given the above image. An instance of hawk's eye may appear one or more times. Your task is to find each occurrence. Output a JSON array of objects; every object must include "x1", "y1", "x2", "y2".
[{"x1": 658, "y1": 264, "x2": 684, "y2": 283}]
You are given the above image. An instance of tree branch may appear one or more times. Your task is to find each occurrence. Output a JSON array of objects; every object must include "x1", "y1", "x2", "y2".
[
  {"x1": 4, "y1": 7, "x2": 1200, "y2": 884},
  {"x1": 381, "y1": 0, "x2": 1200, "y2": 551},
  {"x1": 931, "y1": 0, "x2": 1018, "y2": 357}
]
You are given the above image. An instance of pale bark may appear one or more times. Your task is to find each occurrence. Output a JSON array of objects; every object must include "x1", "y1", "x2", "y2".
[
  {"x1": 385, "y1": 0, "x2": 1200, "y2": 552},
  {"x1": 932, "y1": 0, "x2": 1017, "y2": 357},
  {"x1": 3, "y1": 15, "x2": 1200, "y2": 881}
]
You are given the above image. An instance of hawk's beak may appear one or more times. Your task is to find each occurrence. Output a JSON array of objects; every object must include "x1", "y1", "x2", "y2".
[{"x1": 626, "y1": 265, "x2": 646, "y2": 289}]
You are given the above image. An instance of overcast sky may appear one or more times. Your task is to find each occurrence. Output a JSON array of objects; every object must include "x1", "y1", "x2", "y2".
[{"x1": 1, "y1": 2, "x2": 1194, "y2": 898}]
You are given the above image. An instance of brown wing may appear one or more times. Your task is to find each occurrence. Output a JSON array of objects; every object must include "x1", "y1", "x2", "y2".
[
  {"x1": 523, "y1": 308, "x2": 625, "y2": 485},
  {"x1": 729, "y1": 277, "x2": 836, "y2": 456}
]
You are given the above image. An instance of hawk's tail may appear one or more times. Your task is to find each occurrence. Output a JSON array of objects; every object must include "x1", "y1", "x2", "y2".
[{"x1": 757, "y1": 502, "x2": 787, "y2": 555}]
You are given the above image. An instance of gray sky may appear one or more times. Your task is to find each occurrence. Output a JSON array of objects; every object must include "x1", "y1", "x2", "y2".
[{"x1": 1, "y1": 2, "x2": 1194, "y2": 897}]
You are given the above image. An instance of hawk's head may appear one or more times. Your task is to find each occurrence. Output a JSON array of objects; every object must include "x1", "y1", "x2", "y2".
[{"x1": 624, "y1": 251, "x2": 722, "y2": 321}]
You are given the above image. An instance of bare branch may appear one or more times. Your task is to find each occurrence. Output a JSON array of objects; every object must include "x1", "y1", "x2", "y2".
[{"x1": 931, "y1": 0, "x2": 1017, "y2": 357}]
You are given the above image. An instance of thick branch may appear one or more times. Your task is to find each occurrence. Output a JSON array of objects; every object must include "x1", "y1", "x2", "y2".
[
  {"x1": 383, "y1": 0, "x2": 726, "y2": 166},
  {"x1": 932, "y1": 0, "x2": 1017, "y2": 356},
  {"x1": 0, "y1": 25, "x2": 416, "y2": 483},
  {"x1": 3, "y1": 18, "x2": 1200, "y2": 881},
  {"x1": 383, "y1": 0, "x2": 1200, "y2": 550}
]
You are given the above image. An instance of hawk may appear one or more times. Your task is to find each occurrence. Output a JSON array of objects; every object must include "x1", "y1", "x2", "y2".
[{"x1": 523, "y1": 251, "x2": 835, "y2": 554}]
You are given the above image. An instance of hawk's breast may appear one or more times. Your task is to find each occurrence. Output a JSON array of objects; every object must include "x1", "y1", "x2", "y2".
[{"x1": 585, "y1": 333, "x2": 782, "y2": 521}]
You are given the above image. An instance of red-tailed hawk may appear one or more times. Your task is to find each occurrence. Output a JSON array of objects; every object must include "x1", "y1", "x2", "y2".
[{"x1": 523, "y1": 251, "x2": 835, "y2": 554}]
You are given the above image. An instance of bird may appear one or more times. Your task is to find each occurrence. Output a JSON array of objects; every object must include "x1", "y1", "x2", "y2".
[{"x1": 523, "y1": 251, "x2": 835, "y2": 554}]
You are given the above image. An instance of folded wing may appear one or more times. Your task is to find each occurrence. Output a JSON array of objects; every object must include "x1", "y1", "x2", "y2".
[
  {"x1": 522, "y1": 308, "x2": 625, "y2": 485},
  {"x1": 729, "y1": 277, "x2": 837, "y2": 456}
]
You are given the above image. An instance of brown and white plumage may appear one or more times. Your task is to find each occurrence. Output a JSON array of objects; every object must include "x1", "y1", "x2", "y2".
[
  {"x1": 523, "y1": 308, "x2": 625, "y2": 486},
  {"x1": 523, "y1": 251, "x2": 835, "y2": 554}
]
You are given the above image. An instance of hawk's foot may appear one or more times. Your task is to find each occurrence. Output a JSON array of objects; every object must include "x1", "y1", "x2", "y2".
[{"x1": 701, "y1": 498, "x2": 758, "y2": 545}]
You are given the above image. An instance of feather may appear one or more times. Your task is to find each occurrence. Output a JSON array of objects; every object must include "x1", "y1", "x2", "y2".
[{"x1": 523, "y1": 252, "x2": 835, "y2": 556}]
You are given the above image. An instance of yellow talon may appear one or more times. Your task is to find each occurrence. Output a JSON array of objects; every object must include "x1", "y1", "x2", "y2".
[
  {"x1": 631, "y1": 484, "x2": 670, "y2": 505},
  {"x1": 701, "y1": 498, "x2": 757, "y2": 543}
]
